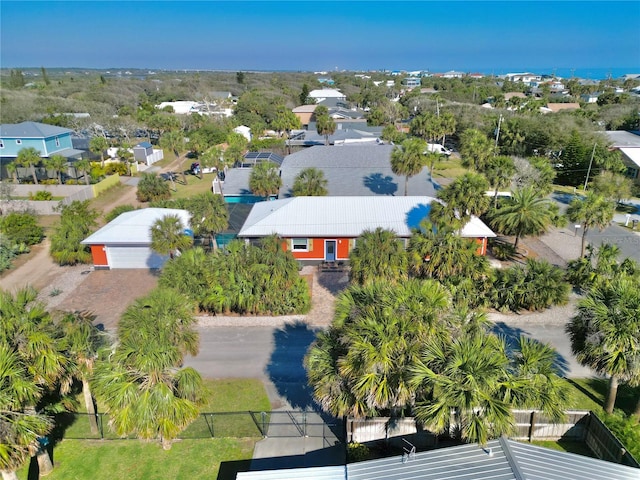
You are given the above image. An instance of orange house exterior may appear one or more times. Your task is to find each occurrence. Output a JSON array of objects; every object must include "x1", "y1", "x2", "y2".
[{"x1": 281, "y1": 237, "x2": 352, "y2": 262}]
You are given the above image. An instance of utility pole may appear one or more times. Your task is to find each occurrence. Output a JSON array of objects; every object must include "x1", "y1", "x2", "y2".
[
  {"x1": 583, "y1": 143, "x2": 597, "y2": 191},
  {"x1": 494, "y1": 114, "x2": 503, "y2": 150}
]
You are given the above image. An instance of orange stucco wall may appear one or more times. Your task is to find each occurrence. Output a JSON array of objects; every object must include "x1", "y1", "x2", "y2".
[
  {"x1": 282, "y1": 238, "x2": 351, "y2": 260},
  {"x1": 90, "y1": 245, "x2": 108, "y2": 267}
]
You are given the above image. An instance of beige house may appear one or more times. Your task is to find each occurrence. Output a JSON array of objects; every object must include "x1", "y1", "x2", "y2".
[{"x1": 292, "y1": 105, "x2": 318, "y2": 127}]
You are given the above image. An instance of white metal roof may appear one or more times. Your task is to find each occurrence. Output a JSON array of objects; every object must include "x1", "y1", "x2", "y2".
[
  {"x1": 236, "y1": 466, "x2": 346, "y2": 480},
  {"x1": 309, "y1": 89, "x2": 345, "y2": 98},
  {"x1": 81, "y1": 208, "x2": 191, "y2": 246},
  {"x1": 620, "y1": 148, "x2": 640, "y2": 168},
  {"x1": 237, "y1": 197, "x2": 495, "y2": 239}
]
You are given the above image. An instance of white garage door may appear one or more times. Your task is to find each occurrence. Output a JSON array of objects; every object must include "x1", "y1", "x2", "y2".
[{"x1": 106, "y1": 246, "x2": 168, "y2": 269}]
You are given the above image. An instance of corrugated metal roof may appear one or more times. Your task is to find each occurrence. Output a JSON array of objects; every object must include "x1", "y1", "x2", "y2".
[
  {"x1": 605, "y1": 131, "x2": 640, "y2": 148},
  {"x1": 81, "y1": 208, "x2": 191, "y2": 245},
  {"x1": 0, "y1": 121, "x2": 72, "y2": 138},
  {"x1": 236, "y1": 465, "x2": 346, "y2": 480},
  {"x1": 236, "y1": 437, "x2": 640, "y2": 479},
  {"x1": 237, "y1": 197, "x2": 495, "y2": 239},
  {"x1": 620, "y1": 148, "x2": 640, "y2": 168}
]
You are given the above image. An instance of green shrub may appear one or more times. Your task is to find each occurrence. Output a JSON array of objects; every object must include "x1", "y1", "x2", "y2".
[
  {"x1": 50, "y1": 200, "x2": 98, "y2": 265},
  {"x1": 105, "y1": 162, "x2": 128, "y2": 175},
  {"x1": 601, "y1": 411, "x2": 640, "y2": 462},
  {"x1": 41, "y1": 179, "x2": 58, "y2": 185},
  {"x1": 0, "y1": 211, "x2": 44, "y2": 245},
  {"x1": 490, "y1": 258, "x2": 570, "y2": 312},
  {"x1": 137, "y1": 173, "x2": 171, "y2": 203},
  {"x1": 489, "y1": 239, "x2": 517, "y2": 260},
  {"x1": 105, "y1": 204, "x2": 137, "y2": 223},
  {"x1": 347, "y1": 442, "x2": 371, "y2": 463},
  {"x1": 28, "y1": 190, "x2": 53, "y2": 200}
]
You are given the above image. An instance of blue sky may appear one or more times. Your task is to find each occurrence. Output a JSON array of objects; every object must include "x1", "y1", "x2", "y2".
[{"x1": 1, "y1": 1, "x2": 639, "y2": 75}]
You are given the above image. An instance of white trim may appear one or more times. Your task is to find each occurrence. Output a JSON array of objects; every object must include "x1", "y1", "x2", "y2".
[
  {"x1": 324, "y1": 239, "x2": 338, "y2": 261},
  {"x1": 291, "y1": 238, "x2": 309, "y2": 252}
]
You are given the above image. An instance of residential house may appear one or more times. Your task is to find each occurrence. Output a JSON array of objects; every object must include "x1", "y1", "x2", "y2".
[
  {"x1": 402, "y1": 77, "x2": 421, "y2": 88},
  {"x1": 233, "y1": 125, "x2": 252, "y2": 142},
  {"x1": 155, "y1": 101, "x2": 200, "y2": 114},
  {"x1": 580, "y1": 93, "x2": 600, "y2": 103},
  {"x1": 278, "y1": 145, "x2": 434, "y2": 197},
  {"x1": 542, "y1": 103, "x2": 581, "y2": 113},
  {"x1": 604, "y1": 130, "x2": 640, "y2": 185},
  {"x1": 0, "y1": 121, "x2": 84, "y2": 180},
  {"x1": 287, "y1": 125, "x2": 382, "y2": 147},
  {"x1": 309, "y1": 89, "x2": 347, "y2": 104},
  {"x1": 81, "y1": 208, "x2": 191, "y2": 269},
  {"x1": 442, "y1": 70, "x2": 465, "y2": 78},
  {"x1": 292, "y1": 105, "x2": 318, "y2": 127},
  {"x1": 505, "y1": 72, "x2": 542, "y2": 83},
  {"x1": 237, "y1": 196, "x2": 495, "y2": 263},
  {"x1": 235, "y1": 436, "x2": 640, "y2": 480}
]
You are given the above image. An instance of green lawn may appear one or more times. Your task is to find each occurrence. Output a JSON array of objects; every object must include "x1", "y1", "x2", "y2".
[
  {"x1": 171, "y1": 171, "x2": 218, "y2": 199},
  {"x1": 19, "y1": 379, "x2": 269, "y2": 480},
  {"x1": 564, "y1": 378, "x2": 638, "y2": 416}
]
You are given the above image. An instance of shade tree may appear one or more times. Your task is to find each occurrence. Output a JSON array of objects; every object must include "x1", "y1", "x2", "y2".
[{"x1": 566, "y1": 192, "x2": 615, "y2": 257}]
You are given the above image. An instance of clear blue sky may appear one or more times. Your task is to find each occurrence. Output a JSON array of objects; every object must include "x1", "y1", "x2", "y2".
[{"x1": 1, "y1": 1, "x2": 639, "y2": 75}]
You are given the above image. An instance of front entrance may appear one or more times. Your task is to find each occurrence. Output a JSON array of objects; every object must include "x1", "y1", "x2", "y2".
[{"x1": 325, "y1": 240, "x2": 337, "y2": 262}]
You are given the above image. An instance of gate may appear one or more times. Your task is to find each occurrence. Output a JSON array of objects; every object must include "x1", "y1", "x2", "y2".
[{"x1": 252, "y1": 410, "x2": 344, "y2": 448}]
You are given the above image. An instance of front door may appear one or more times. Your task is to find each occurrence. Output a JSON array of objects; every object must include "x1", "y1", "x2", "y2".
[{"x1": 325, "y1": 240, "x2": 337, "y2": 262}]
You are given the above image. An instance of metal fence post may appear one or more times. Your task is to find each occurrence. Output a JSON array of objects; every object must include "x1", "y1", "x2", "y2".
[
  {"x1": 261, "y1": 411, "x2": 267, "y2": 438},
  {"x1": 99, "y1": 413, "x2": 104, "y2": 439}
]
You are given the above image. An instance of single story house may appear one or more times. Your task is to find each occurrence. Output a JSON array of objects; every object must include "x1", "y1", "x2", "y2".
[
  {"x1": 237, "y1": 196, "x2": 495, "y2": 263},
  {"x1": 292, "y1": 105, "x2": 318, "y2": 127},
  {"x1": 235, "y1": 436, "x2": 640, "y2": 480},
  {"x1": 278, "y1": 145, "x2": 436, "y2": 197},
  {"x1": 81, "y1": 208, "x2": 191, "y2": 269},
  {"x1": 309, "y1": 89, "x2": 346, "y2": 103},
  {"x1": 605, "y1": 130, "x2": 640, "y2": 185}
]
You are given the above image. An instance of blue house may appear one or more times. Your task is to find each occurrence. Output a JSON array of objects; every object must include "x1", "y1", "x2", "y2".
[{"x1": 0, "y1": 121, "x2": 85, "y2": 180}]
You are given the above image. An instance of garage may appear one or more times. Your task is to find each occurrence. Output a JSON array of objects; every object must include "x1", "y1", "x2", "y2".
[{"x1": 82, "y1": 208, "x2": 191, "y2": 270}]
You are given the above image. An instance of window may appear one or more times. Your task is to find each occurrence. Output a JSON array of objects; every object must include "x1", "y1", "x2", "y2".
[
  {"x1": 0, "y1": 140, "x2": 4, "y2": 149},
  {"x1": 16, "y1": 139, "x2": 22, "y2": 145},
  {"x1": 291, "y1": 238, "x2": 309, "y2": 251},
  {"x1": 55, "y1": 136, "x2": 60, "y2": 147}
]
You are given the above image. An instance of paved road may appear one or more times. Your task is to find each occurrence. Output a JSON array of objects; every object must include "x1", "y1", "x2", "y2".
[{"x1": 184, "y1": 324, "x2": 323, "y2": 411}]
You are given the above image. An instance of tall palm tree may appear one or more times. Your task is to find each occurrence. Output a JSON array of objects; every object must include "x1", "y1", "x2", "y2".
[
  {"x1": 150, "y1": 214, "x2": 193, "y2": 259},
  {"x1": 566, "y1": 273, "x2": 640, "y2": 414},
  {"x1": 6, "y1": 161, "x2": 19, "y2": 184},
  {"x1": 484, "y1": 155, "x2": 515, "y2": 208},
  {"x1": 315, "y1": 106, "x2": 336, "y2": 146},
  {"x1": 349, "y1": 228, "x2": 407, "y2": 286},
  {"x1": 57, "y1": 311, "x2": 104, "y2": 434},
  {"x1": 249, "y1": 161, "x2": 281, "y2": 198},
  {"x1": 566, "y1": 192, "x2": 615, "y2": 258},
  {"x1": 489, "y1": 186, "x2": 554, "y2": 249},
  {"x1": 185, "y1": 192, "x2": 229, "y2": 250},
  {"x1": 436, "y1": 172, "x2": 490, "y2": 221},
  {"x1": 292, "y1": 167, "x2": 328, "y2": 196},
  {"x1": 93, "y1": 289, "x2": 205, "y2": 450},
  {"x1": 16, "y1": 147, "x2": 41, "y2": 185},
  {"x1": 74, "y1": 158, "x2": 91, "y2": 185},
  {"x1": 89, "y1": 136, "x2": 108, "y2": 167},
  {"x1": 45, "y1": 154, "x2": 68, "y2": 184},
  {"x1": 459, "y1": 128, "x2": 495, "y2": 172},
  {"x1": 390, "y1": 137, "x2": 427, "y2": 196}
]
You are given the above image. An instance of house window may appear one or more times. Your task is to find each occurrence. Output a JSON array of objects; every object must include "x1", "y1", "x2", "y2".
[
  {"x1": 55, "y1": 137, "x2": 60, "y2": 147},
  {"x1": 16, "y1": 139, "x2": 22, "y2": 145},
  {"x1": 291, "y1": 238, "x2": 309, "y2": 251},
  {"x1": 0, "y1": 140, "x2": 4, "y2": 149}
]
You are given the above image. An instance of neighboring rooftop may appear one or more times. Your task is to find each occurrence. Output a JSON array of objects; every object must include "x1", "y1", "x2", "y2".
[
  {"x1": 605, "y1": 130, "x2": 640, "y2": 148},
  {"x1": 0, "y1": 121, "x2": 73, "y2": 138},
  {"x1": 278, "y1": 145, "x2": 436, "y2": 197}
]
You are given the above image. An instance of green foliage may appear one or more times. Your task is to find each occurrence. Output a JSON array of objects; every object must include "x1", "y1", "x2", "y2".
[
  {"x1": 136, "y1": 172, "x2": 171, "y2": 203},
  {"x1": 248, "y1": 161, "x2": 281, "y2": 197},
  {"x1": 159, "y1": 238, "x2": 311, "y2": 315},
  {"x1": 390, "y1": 137, "x2": 428, "y2": 196},
  {"x1": 150, "y1": 214, "x2": 193, "y2": 258},
  {"x1": 490, "y1": 259, "x2": 570, "y2": 312},
  {"x1": 347, "y1": 442, "x2": 371, "y2": 463},
  {"x1": 567, "y1": 192, "x2": 615, "y2": 257},
  {"x1": 104, "y1": 204, "x2": 137, "y2": 223},
  {"x1": 49, "y1": 200, "x2": 98, "y2": 265},
  {"x1": 28, "y1": 190, "x2": 53, "y2": 201},
  {"x1": 488, "y1": 238, "x2": 517, "y2": 260},
  {"x1": 0, "y1": 211, "x2": 44, "y2": 245},
  {"x1": 104, "y1": 162, "x2": 128, "y2": 175},
  {"x1": 600, "y1": 411, "x2": 640, "y2": 461},
  {"x1": 349, "y1": 228, "x2": 407, "y2": 286},
  {"x1": 291, "y1": 167, "x2": 328, "y2": 196}
]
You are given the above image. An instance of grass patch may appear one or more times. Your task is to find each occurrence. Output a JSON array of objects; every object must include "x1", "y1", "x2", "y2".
[
  {"x1": 18, "y1": 438, "x2": 255, "y2": 480},
  {"x1": 565, "y1": 378, "x2": 638, "y2": 416},
  {"x1": 529, "y1": 439, "x2": 594, "y2": 457},
  {"x1": 433, "y1": 156, "x2": 471, "y2": 180},
  {"x1": 170, "y1": 173, "x2": 216, "y2": 199}
]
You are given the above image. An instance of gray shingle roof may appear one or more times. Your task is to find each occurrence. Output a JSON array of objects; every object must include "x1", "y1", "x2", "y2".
[
  {"x1": 0, "y1": 121, "x2": 73, "y2": 138},
  {"x1": 279, "y1": 145, "x2": 437, "y2": 197}
]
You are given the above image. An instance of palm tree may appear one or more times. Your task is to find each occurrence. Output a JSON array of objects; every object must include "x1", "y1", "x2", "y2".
[
  {"x1": 489, "y1": 186, "x2": 555, "y2": 249},
  {"x1": 150, "y1": 214, "x2": 193, "y2": 259},
  {"x1": 436, "y1": 172, "x2": 490, "y2": 222},
  {"x1": 390, "y1": 137, "x2": 427, "y2": 196},
  {"x1": 89, "y1": 136, "x2": 109, "y2": 167},
  {"x1": 567, "y1": 192, "x2": 615, "y2": 258},
  {"x1": 566, "y1": 273, "x2": 640, "y2": 414},
  {"x1": 315, "y1": 106, "x2": 336, "y2": 146},
  {"x1": 57, "y1": 311, "x2": 104, "y2": 435},
  {"x1": 93, "y1": 288, "x2": 205, "y2": 449},
  {"x1": 349, "y1": 228, "x2": 408, "y2": 285},
  {"x1": 16, "y1": 147, "x2": 41, "y2": 185},
  {"x1": 0, "y1": 287, "x2": 69, "y2": 477},
  {"x1": 185, "y1": 192, "x2": 229, "y2": 250},
  {"x1": 292, "y1": 167, "x2": 328, "y2": 196},
  {"x1": 249, "y1": 161, "x2": 281, "y2": 198},
  {"x1": 45, "y1": 154, "x2": 68, "y2": 184},
  {"x1": 74, "y1": 158, "x2": 91, "y2": 185},
  {"x1": 484, "y1": 155, "x2": 515, "y2": 208},
  {"x1": 459, "y1": 129, "x2": 495, "y2": 172},
  {"x1": 6, "y1": 161, "x2": 19, "y2": 184},
  {"x1": 160, "y1": 130, "x2": 187, "y2": 184}
]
